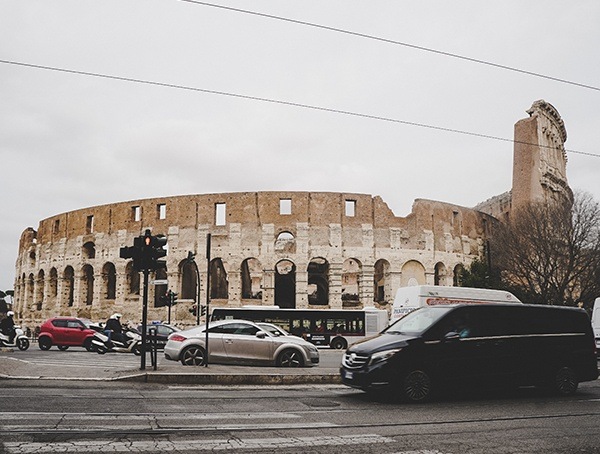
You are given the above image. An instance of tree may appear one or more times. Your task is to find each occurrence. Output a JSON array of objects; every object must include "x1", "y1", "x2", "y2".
[
  {"x1": 490, "y1": 191, "x2": 600, "y2": 306},
  {"x1": 458, "y1": 256, "x2": 502, "y2": 289}
]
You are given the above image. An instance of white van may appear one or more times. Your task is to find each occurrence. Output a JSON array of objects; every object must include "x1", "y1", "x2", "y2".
[{"x1": 391, "y1": 285, "x2": 522, "y2": 323}]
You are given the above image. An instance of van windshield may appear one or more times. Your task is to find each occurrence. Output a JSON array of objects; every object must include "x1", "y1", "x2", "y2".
[{"x1": 385, "y1": 306, "x2": 453, "y2": 335}]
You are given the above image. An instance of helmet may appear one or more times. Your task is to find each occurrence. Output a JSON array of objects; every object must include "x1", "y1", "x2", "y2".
[
  {"x1": 111, "y1": 313, "x2": 122, "y2": 319},
  {"x1": 7, "y1": 311, "x2": 14, "y2": 317}
]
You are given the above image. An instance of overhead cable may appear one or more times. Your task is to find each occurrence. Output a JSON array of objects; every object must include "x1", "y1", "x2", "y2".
[{"x1": 1, "y1": 59, "x2": 597, "y2": 158}]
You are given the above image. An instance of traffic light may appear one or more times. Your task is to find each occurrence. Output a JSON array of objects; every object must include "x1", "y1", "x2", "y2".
[
  {"x1": 200, "y1": 305, "x2": 206, "y2": 316},
  {"x1": 167, "y1": 290, "x2": 177, "y2": 307},
  {"x1": 120, "y1": 230, "x2": 167, "y2": 271}
]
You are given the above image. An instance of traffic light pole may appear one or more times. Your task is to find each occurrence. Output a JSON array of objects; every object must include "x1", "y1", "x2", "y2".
[
  {"x1": 204, "y1": 234, "x2": 211, "y2": 368},
  {"x1": 140, "y1": 269, "x2": 149, "y2": 371}
]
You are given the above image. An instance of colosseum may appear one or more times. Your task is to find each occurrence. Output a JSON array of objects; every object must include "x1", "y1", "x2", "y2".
[{"x1": 12, "y1": 100, "x2": 571, "y2": 327}]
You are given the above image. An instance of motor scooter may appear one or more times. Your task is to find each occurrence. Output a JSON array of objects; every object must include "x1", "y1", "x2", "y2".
[
  {"x1": 0, "y1": 326, "x2": 30, "y2": 351},
  {"x1": 91, "y1": 328, "x2": 142, "y2": 355}
]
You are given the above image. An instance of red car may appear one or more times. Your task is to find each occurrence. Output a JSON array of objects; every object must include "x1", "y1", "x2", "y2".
[{"x1": 38, "y1": 317, "x2": 97, "y2": 351}]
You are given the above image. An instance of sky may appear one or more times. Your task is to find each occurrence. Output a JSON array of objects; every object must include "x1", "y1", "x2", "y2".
[{"x1": 1, "y1": 1, "x2": 599, "y2": 291}]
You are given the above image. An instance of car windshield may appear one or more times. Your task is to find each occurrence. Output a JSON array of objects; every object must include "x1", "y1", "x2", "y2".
[{"x1": 384, "y1": 306, "x2": 453, "y2": 335}]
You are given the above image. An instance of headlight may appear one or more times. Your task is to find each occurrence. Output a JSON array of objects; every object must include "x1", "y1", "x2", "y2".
[{"x1": 368, "y1": 348, "x2": 402, "y2": 365}]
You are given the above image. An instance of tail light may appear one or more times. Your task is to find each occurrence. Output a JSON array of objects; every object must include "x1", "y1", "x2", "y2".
[{"x1": 169, "y1": 334, "x2": 187, "y2": 343}]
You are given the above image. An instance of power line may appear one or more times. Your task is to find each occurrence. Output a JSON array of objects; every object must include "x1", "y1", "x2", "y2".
[
  {"x1": 177, "y1": 0, "x2": 600, "y2": 93},
  {"x1": 1, "y1": 59, "x2": 598, "y2": 159}
]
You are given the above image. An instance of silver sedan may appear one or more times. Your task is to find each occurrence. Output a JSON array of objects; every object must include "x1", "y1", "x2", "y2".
[{"x1": 164, "y1": 319, "x2": 320, "y2": 367}]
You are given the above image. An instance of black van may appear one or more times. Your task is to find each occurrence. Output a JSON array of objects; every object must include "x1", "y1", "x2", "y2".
[{"x1": 340, "y1": 304, "x2": 598, "y2": 402}]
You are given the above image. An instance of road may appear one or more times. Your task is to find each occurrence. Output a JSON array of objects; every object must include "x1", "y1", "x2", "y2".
[{"x1": 2, "y1": 374, "x2": 600, "y2": 453}]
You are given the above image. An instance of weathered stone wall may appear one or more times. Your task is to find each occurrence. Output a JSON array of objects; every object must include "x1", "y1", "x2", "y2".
[{"x1": 13, "y1": 192, "x2": 491, "y2": 328}]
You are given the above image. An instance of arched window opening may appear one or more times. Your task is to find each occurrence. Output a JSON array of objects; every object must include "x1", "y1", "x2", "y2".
[
  {"x1": 82, "y1": 242, "x2": 96, "y2": 260},
  {"x1": 126, "y1": 262, "x2": 140, "y2": 295},
  {"x1": 27, "y1": 274, "x2": 35, "y2": 310},
  {"x1": 275, "y1": 260, "x2": 296, "y2": 309},
  {"x1": 241, "y1": 258, "x2": 262, "y2": 300},
  {"x1": 210, "y1": 258, "x2": 228, "y2": 299},
  {"x1": 453, "y1": 264, "x2": 465, "y2": 286},
  {"x1": 308, "y1": 258, "x2": 329, "y2": 306},
  {"x1": 373, "y1": 259, "x2": 391, "y2": 303},
  {"x1": 49, "y1": 268, "x2": 58, "y2": 298},
  {"x1": 64, "y1": 267, "x2": 75, "y2": 307},
  {"x1": 35, "y1": 270, "x2": 44, "y2": 311},
  {"x1": 81, "y1": 265, "x2": 94, "y2": 306},
  {"x1": 274, "y1": 231, "x2": 296, "y2": 254},
  {"x1": 342, "y1": 258, "x2": 361, "y2": 306},
  {"x1": 434, "y1": 262, "x2": 447, "y2": 286},
  {"x1": 180, "y1": 260, "x2": 197, "y2": 301},
  {"x1": 103, "y1": 263, "x2": 117, "y2": 300}
]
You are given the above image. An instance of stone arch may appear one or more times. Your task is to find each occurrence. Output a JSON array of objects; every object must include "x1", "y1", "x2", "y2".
[
  {"x1": 342, "y1": 258, "x2": 361, "y2": 306},
  {"x1": 210, "y1": 258, "x2": 228, "y2": 300},
  {"x1": 241, "y1": 258, "x2": 262, "y2": 300},
  {"x1": 49, "y1": 267, "x2": 58, "y2": 299},
  {"x1": 82, "y1": 241, "x2": 96, "y2": 260},
  {"x1": 102, "y1": 262, "x2": 117, "y2": 300},
  {"x1": 401, "y1": 260, "x2": 426, "y2": 287},
  {"x1": 453, "y1": 264, "x2": 465, "y2": 286},
  {"x1": 35, "y1": 269, "x2": 45, "y2": 311},
  {"x1": 27, "y1": 273, "x2": 34, "y2": 310},
  {"x1": 63, "y1": 266, "x2": 75, "y2": 307},
  {"x1": 275, "y1": 231, "x2": 296, "y2": 254},
  {"x1": 275, "y1": 259, "x2": 296, "y2": 308},
  {"x1": 179, "y1": 260, "x2": 197, "y2": 301},
  {"x1": 373, "y1": 259, "x2": 391, "y2": 303},
  {"x1": 81, "y1": 264, "x2": 94, "y2": 306},
  {"x1": 308, "y1": 257, "x2": 329, "y2": 306},
  {"x1": 125, "y1": 262, "x2": 140, "y2": 296},
  {"x1": 434, "y1": 262, "x2": 447, "y2": 286}
]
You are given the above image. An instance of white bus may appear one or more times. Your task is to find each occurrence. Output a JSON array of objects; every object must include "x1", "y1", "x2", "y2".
[
  {"x1": 211, "y1": 306, "x2": 389, "y2": 350},
  {"x1": 391, "y1": 285, "x2": 522, "y2": 323}
]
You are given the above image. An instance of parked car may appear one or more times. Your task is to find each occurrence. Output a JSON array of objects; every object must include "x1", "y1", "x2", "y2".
[
  {"x1": 137, "y1": 322, "x2": 180, "y2": 349},
  {"x1": 256, "y1": 322, "x2": 292, "y2": 337},
  {"x1": 164, "y1": 319, "x2": 320, "y2": 367},
  {"x1": 341, "y1": 304, "x2": 599, "y2": 402},
  {"x1": 38, "y1": 317, "x2": 98, "y2": 351}
]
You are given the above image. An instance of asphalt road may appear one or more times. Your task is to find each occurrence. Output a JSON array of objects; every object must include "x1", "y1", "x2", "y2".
[{"x1": 2, "y1": 377, "x2": 600, "y2": 453}]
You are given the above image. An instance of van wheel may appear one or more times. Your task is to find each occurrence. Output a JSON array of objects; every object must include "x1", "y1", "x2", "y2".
[
  {"x1": 553, "y1": 366, "x2": 579, "y2": 395},
  {"x1": 330, "y1": 338, "x2": 347, "y2": 350},
  {"x1": 180, "y1": 345, "x2": 206, "y2": 366},
  {"x1": 401, "y1": 369, "x2": 432, "y2": 402}
]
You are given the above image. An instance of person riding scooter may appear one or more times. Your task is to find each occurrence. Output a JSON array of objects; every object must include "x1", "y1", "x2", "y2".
[
  {"x1": 0, "y1": 311, "x2": 15, "y2": 343},
  {"x1": 104, "y1": 313, "x2": 126, "y2": 346}
]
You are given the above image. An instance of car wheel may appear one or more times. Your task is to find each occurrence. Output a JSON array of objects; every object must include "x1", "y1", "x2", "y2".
[
  {"x1": 38, "y1": 337, "x2": 52, "y2": 351},
  {"x1": 553, "y1": 366, "x2": 578, "y2": 395},
  {"x1": 17, "y1": 338, "x2": 30, "y2": 351},
  {"x1": 83, "y1": 338, "x2": 94, "y2": 352},
  {"x1": 277, "y1": 349, "x2": 304, "y2": 367},
  {"x1": 330, "y1": 338, "x2": 347, "y2": 350},
  {"x1": 57, "y1": 345, "x2": 69, "y2": 351},
  {"x1": 180, "y1": 345, "x2": 206, "y2": 366},
  {"x1": 401, "y1": 369, "x2": 432, "y2": 402}
]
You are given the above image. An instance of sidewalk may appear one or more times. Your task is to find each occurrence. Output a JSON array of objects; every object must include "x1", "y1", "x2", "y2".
[{"x1": 0, "y1": 348, "x2": 343, "y2": 385}]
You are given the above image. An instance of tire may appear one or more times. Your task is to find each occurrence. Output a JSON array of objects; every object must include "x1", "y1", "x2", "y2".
[
  {"x1": 133, "y1": 345, "x2": 142, "y2": 356},
  {"x1": 83, "y1": 338, "x2": 94, "y2": 352},
  {"x1": 57, "y1": 345, "x2": 69, "y2": 351},
  {"x1": 277, "y1": 349, "x2": 304, "y2": 367},
  {"x1": 180, "y1": 345, "x2": 206, "y2": 366},
  {"x1": 17, "y1": 338, "x2": 29, "y2": 351},
  {"x1": 553, "y1": 366, "x2": 579, "y2": 396},
  {"x1": 38, "y1": 337, "x2": 52, "y2": 351},
  {"x1": 96, "y1": 345, "x2": 107, "y2": 355},
  {"x1": 401, "y1": 369, "x2": 432, "y2": 403},
  {"x1": 330, "y1": 338, "x2": 347, "y2": 350}
]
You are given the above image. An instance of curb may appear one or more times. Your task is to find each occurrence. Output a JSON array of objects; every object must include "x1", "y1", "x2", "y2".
[{"x1": 116, "y1": 373, "x2": 342, "y2": 385}]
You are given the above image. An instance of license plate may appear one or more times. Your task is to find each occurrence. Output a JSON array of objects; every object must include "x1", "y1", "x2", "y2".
[{"x1": 344, "y1": 371, "x2": 353, "y2": 380}]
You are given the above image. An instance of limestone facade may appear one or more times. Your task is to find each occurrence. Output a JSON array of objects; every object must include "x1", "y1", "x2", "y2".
[{"x1": 12, "y1": 100, "x2": 571, "y2": 327}]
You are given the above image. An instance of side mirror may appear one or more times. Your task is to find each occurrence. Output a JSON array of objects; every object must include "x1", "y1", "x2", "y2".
[{"x1": 256, "y1": 331, "x2": 267, "y2": 339}]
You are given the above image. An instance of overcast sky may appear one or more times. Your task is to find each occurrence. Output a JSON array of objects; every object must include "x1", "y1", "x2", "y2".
[{"x1": 1, "y1": 1, "x2": 599, "y2": 291}]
